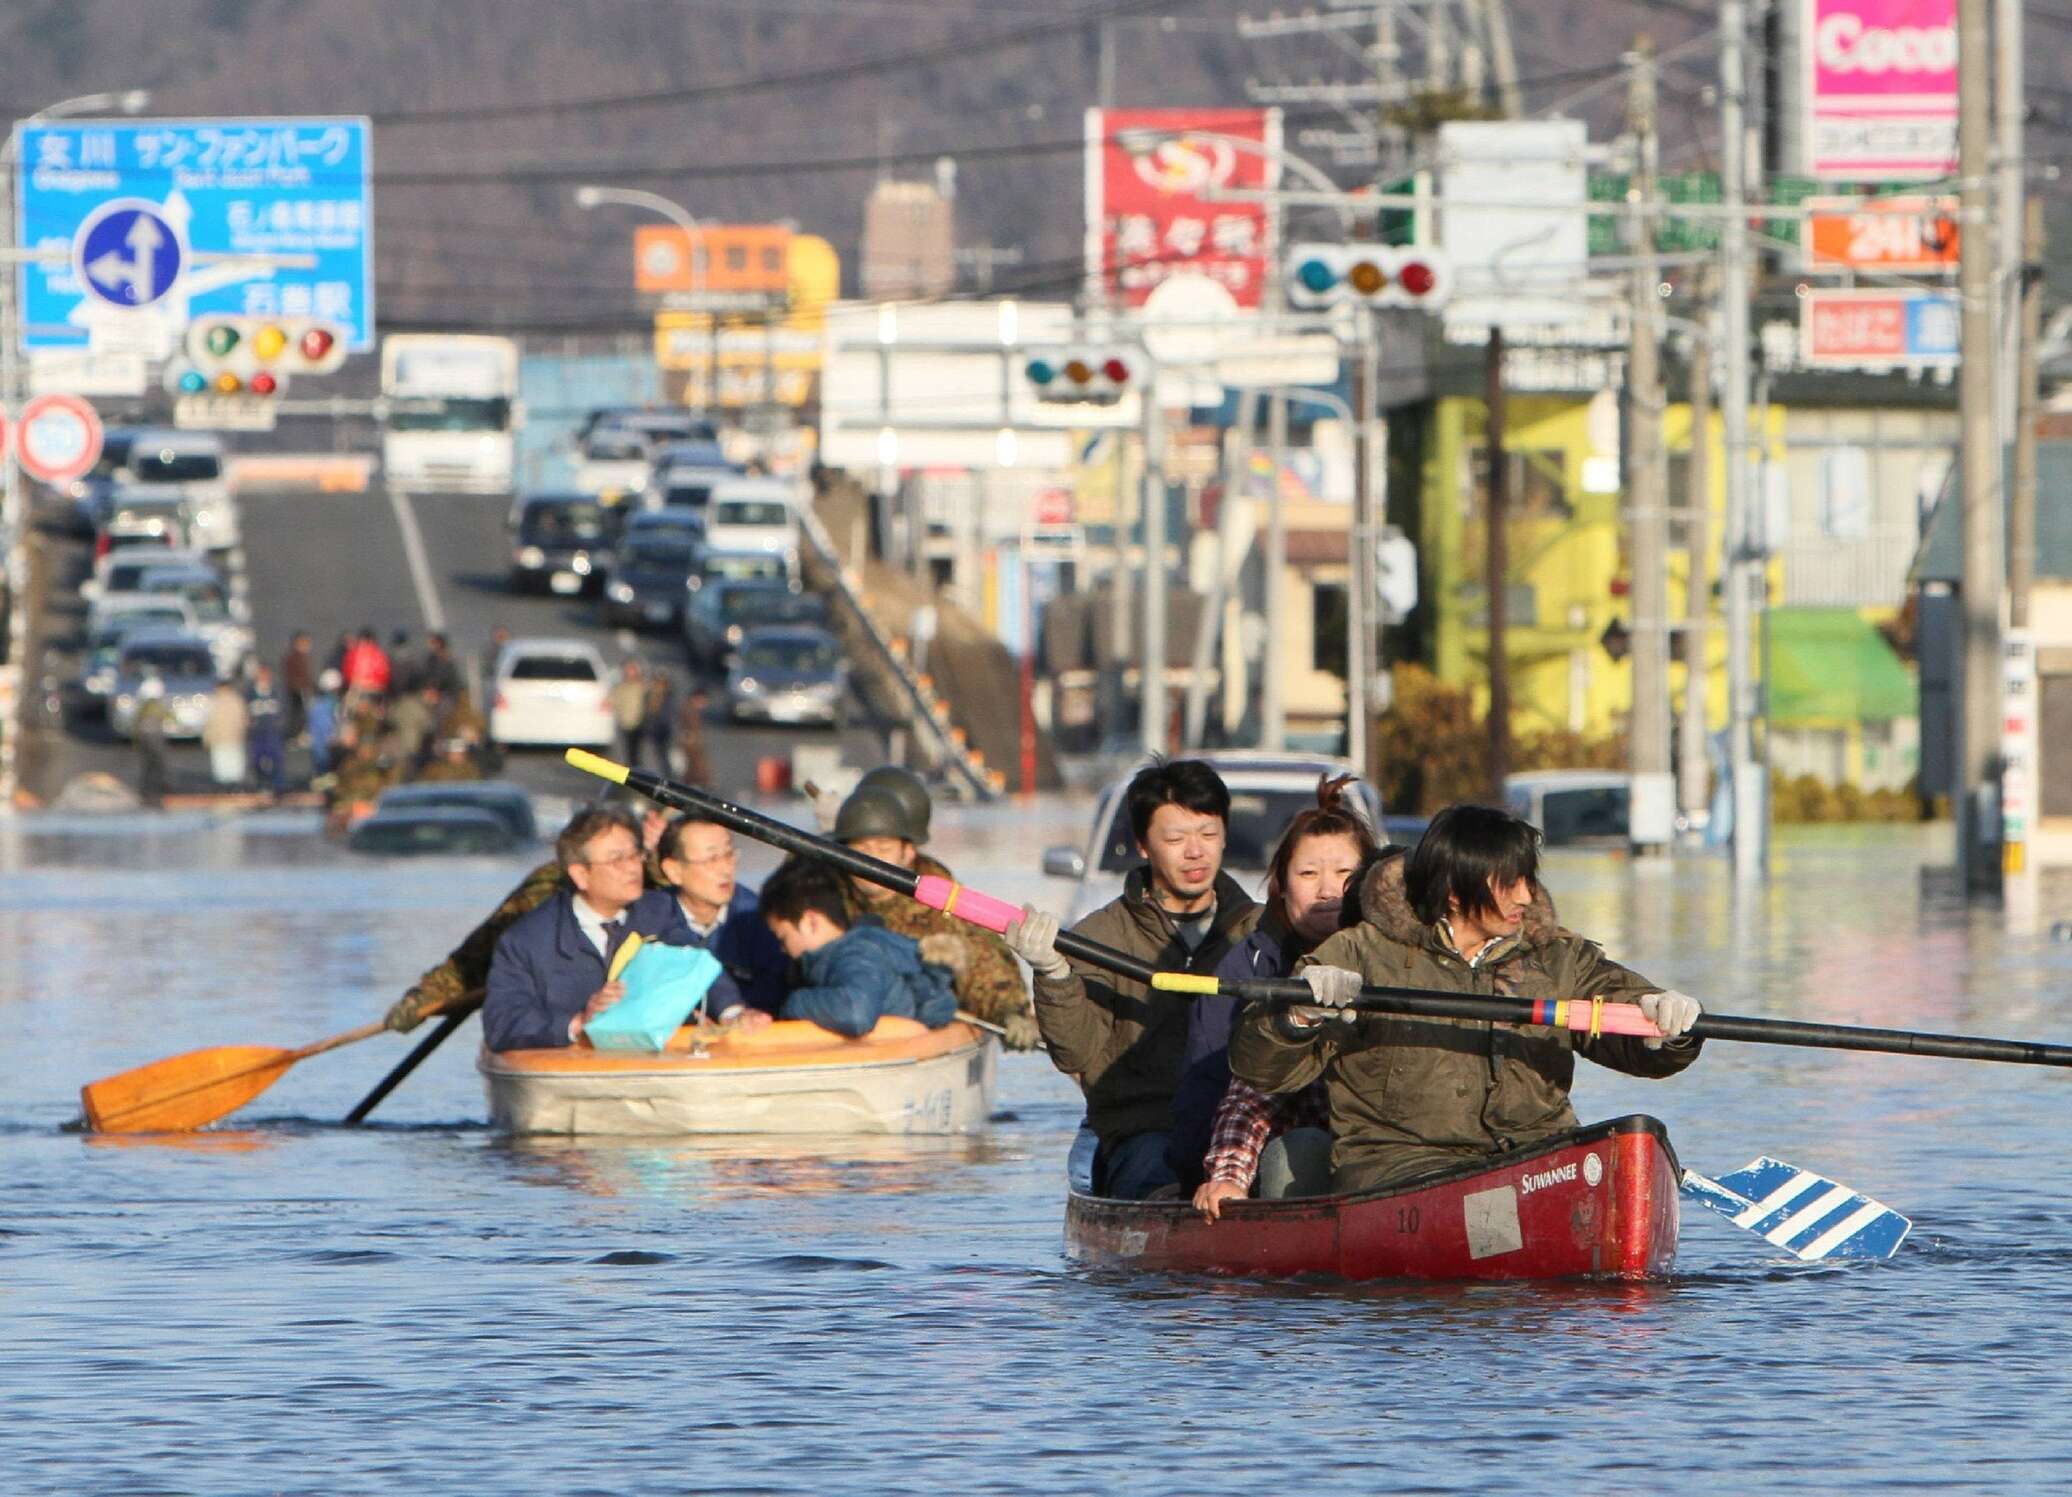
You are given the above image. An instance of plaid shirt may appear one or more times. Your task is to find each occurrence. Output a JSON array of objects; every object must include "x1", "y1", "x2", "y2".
[{"x1": 1203, "y1": 1078, "x2": 1332, "y2": 1186}]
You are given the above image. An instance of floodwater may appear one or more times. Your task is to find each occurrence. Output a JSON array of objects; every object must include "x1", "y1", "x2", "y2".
[{"x1": 6, "y1": 804, "x2": 2072, "y2": 1494}]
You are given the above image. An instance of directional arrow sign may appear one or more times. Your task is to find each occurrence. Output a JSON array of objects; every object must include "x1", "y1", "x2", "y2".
[{"x1": 72, "y1": 199, "x2": 184, "y2": 310}]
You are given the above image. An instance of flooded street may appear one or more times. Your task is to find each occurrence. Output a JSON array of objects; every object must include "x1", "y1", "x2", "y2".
[{"x1": 7, "y1": 803, "x2": 2072, "y2": 1493}]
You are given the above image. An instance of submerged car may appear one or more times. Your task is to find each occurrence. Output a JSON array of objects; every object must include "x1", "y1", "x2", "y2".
[
  {"x1": 724, "y1": 626, "x2": 847, "y2": 727},
  {"x1": 1040, "y1": 751, "x2": 1386, "y2": 925},
  {"x1": 348, "y1": 804, "x2": 521, "y2": 857},
  {"x1": 370, "y1": 781, "x2": 539, "y2": 842}
]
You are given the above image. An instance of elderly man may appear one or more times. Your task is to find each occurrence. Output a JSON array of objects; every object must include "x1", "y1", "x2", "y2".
[
  {"x1": 480, "y1": 806, "x2": 682, "y2": 1051},
  {"x1": 1004, "y1": 758, "x2": 1260, "y2": 1200}
]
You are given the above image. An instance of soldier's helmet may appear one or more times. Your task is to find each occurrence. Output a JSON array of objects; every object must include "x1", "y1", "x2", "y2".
[
  {"x1": 834, "y1": 783, "x2": 922, "y2": 845},
  {"x1": 854, "y1": 765, "x2": 932, "y2": 845}
]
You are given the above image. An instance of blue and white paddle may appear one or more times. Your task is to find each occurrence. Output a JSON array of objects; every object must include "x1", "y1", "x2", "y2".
[{"x1": 1681, "y1": 1157, "x2": 1912, "y2": 1261}]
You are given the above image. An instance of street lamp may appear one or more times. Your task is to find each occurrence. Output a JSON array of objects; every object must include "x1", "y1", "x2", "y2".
[
  {"x1": 0, "y1": 88, "x2": 152, "y2": 811},
  {"x1": 574, "y1": 184, "x2": 715, "y2": 402}
]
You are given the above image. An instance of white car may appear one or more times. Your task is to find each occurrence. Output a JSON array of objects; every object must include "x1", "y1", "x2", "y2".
[
  {"x1": 704, "y1": 477, "x2": 801, "y2": 573},
  {"x1": 1040, "y1": 751, "x2": 1386, "y2": 925},
  {"x1": 489, "y1": 638, "x2": 617, "y2": 749},
  {"x1": 1504, "y1": 770, "x2": 1630, "y2": 845},
  {"x1": 125, "y1": 430, "x2": 240, "y2": 554}
]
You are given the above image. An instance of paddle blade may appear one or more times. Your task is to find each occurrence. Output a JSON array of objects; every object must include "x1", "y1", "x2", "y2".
[
  {"x1": 80, "y1": 1044, "x2": 298, "y2": 1134},
  {"x1": 1681, "y1": 1158, "x2": 1912, "y2": 1261}
]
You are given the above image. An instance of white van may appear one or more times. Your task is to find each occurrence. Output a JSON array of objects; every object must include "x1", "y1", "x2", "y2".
[
  {"x1": 703, "y1": 477, "x2": 801, "y2": 575},
  {"x1": 124, "y1": 430, "x2": 239, "y2": 554}
]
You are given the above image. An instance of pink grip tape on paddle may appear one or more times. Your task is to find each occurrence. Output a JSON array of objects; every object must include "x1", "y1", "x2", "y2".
[
  {"x1": 1529, "y1": 997, "x2": 1662, "y2": 1040},
  {"x1": 912, "y1": 875, "x2": 1020, "y2": 935}
]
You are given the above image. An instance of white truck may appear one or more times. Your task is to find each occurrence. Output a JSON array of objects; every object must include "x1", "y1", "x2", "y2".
[{"x1": 380, "y1": 335, "x2": 521, "y2": 493}]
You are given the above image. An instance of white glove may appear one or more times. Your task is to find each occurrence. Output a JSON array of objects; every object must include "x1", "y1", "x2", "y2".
[
  {"x1": 1638, "y1": 990, "x2": 1702, "y2": 1048},
  {"x1": 1004, "y1": 904, "x2": 1072, "y2": 982},
  {"x1": 1300, "y1": 965, "x2": 1363, "y2": 1008}
]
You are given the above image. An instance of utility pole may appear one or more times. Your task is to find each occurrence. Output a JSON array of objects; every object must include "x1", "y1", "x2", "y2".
[
  {"x1": 1720, "y1": 0, "x2": 1765, "y2": 883},
  {"x1": 1485, "y1": 327, "x2": 1510, "y2": 798},
  {"x1": 1348, "y1": 312, "x2": 1378, "y2": 777},
  {"x1": 1261, "y1": 392, "x2": 1289, "y2": 750},
  {"x1": 1955, "y1": 0, "x2": 2000, "y2": 891},
  {"x1": 1994, "y1": 0, "x2": 2023, "y2": 468},
  {"x1": 2010, "y1": 201, "x2": 2043, "y2": 634},
  {"x1": 1140, "y1": 384, "x2": 1168, "y2": 757},
  {"x1": 1680, "y1": 291, "x2": 1715, "y2": 828},
  {"x1": 1626, "y1": 37, "x2": 1673, "y2": 855}
]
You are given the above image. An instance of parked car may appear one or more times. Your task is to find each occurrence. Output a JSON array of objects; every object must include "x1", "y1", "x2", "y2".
[
  {"x1": 690, "y1": 547, "x2": 794, "y2": 596},
  {"x1": 508, "y1": 493, "x2": 620, "y2": 596},
  {"x1": 124, "y1": 562, "x2": 252, "y2": 675},
  {"x1": 63, "y1": 427, "x2": 142, "y2": 537},
  {"x1": 106, "y1": 630, "x2": 219, "y2": 741},
  {"x1": 71, "y1": 601, "x2": 201, "y2": 719},
  {"x1": 602, "y1": 531, "x2": 703, "y2": 630},
  {"x1": 348, "y1": 804, "x2": 521, "y2": 857},
  {"x1": 97, "y1": 489, "x2": 195, "y2": 557},
  {"x1": 1504, "y1": 770, "x2": 1630, "y2": 845},
  {"x1": 572, "y1": 426, "x2": 652, "y2": 503},
  {"x1": 83, "y1": 546, "x2": 215, "y2": 608},
  {"x1": 1040, "y1": 751, "x2": 1385, "y2": 924},
  {"x1": 369, "y1": 780, "x2": 538, "y2": 842},
  {"x1": 124, "y1": 430, "x2": 239, "y2": 553},
  {"x1": 724, "y1": 626, "x2": 847, "y2": 727},
  {"x1": 703, "y1": 477, "x2": 801, "y2": 571},
  {"x1": 684, "y1": 579, "x2": 830, "y2": 669},
  {"x1": 622, "y1": 509, "x2": 705, "y2": 547},
  {"x1": 488, "y1": 638, "x2": 616, "y2": 749},
  {"x1": 648, "y1": 461, "x2": 738, "y2": 515}
]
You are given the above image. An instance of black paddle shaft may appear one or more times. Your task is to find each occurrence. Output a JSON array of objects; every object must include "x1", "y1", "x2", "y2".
[
  {"x1": 610, "y1": 766, "x2": 2072, "y2": 1071},
  {"x1": 343, "y1": 1010, "x2": 467, "y2": 1126}
]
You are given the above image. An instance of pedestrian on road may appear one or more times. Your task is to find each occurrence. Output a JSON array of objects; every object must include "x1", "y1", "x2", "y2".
[
  {"x1": 307, "y1": 669, "x2": 343, "y2": 774},
  {"x1": 389, "y1": 629, "x2": 419, "y2": 696},
  {"x1": 135, "y1": 676, "x2": 171, "y2": 807},
  {"x1": 390, "y1": 684, "x2": 442, "y2": 769},
  {"x1": 342, "y1": 627, "x2": 391, "y2": 699},
  {"x1": 202, "y1": 678, "x2": 249, "y2": 790},
  {"x1": 483, "y1": 625, "x2": 512, "y2": 691},
  {"x1": 676, "y1": 686, "x2": 712, "y2": 786},
  {"x1": 611, "y1": 660, "x2": 649, "y2": 770},
  {"x1": 419, "y1": 632, "x2": 464, "y2": 699},
  {"x1": 247, "y1": 663, "x2": 288, "y2": 797},
  {"x1": 644, "y1": 668, "x2": 675, "y2": 774},
  {"x1": 324, "y1": 630, "x2": 352, "y2": 676},
  {"x1": 279, "y1": 630, "x2": 315, "y2": 741}
]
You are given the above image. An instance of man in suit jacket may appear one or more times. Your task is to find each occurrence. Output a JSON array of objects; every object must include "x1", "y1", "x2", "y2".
[
  {"x1": 482, "y1": 806, "x2": 680, "y2": 1051},
  {"x1": 652, "y1": 810, "x2": 791, "y2": 1029}
]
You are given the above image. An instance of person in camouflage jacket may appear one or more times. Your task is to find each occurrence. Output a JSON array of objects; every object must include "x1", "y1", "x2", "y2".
[
  {"x1": 384, "y1": 803, "x2": 671, "y2": 1032},
  {"x1": 825, "y1": 778, "x2": 1040, "y2": 1050}
]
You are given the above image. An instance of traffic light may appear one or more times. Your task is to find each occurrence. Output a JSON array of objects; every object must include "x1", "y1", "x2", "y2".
[
  {"x1": 175, "y1": 315, "x2": 349, "y2": 397},
  {"x1": 1284, "y1": 245, "x2": 1453, "y2": 310},
  {"x1": 1023, "y1": 347, "x2": 1141, "y2": 404}
]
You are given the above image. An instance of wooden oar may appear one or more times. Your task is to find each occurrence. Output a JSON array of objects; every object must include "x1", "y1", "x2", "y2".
[
  {"x1": 82, "y1": 1020, "x2": 388, "y2": 1134},
  {"x1": 565, "y1": 749, "x2": 2072, "y2": 1073}
]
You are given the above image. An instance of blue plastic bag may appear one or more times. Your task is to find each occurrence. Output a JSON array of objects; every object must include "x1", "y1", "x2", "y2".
[{"x1": 583, "y1": 940, "x2": 724, "y2": 1053}]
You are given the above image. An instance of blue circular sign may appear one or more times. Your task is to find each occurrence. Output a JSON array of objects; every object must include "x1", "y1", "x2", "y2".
[{"x1": 72, "y1": 198, "x2": 184, "y2": 309}]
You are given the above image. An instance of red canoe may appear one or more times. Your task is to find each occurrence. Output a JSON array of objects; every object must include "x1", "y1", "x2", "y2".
[{"x1": 1065, "y1": 1114, "x2": 1681, "y2": 1282}]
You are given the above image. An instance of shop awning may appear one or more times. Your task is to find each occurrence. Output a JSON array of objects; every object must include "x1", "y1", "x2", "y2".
[{"x1": 1767, "y1": 607, "x2": 1917, "y2": 725}]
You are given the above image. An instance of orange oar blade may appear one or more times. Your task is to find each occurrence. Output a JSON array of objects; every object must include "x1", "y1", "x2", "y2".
[{"x1": 80, "y1": 1044, "x2": 298, "y2": 1134}]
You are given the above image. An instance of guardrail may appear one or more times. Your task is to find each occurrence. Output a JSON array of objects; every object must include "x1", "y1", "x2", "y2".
[{"x1": 795, "y1": 505, "x2": 997, "y2": 803}]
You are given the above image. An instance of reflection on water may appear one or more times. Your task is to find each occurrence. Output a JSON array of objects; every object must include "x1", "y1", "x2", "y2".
[
  {"x1": 10, "y1": 811, "x2": 2072, "y2": 1492},
  {"x1": 497, "y1": 1132, "x2": 1017, "y2": 1203}
]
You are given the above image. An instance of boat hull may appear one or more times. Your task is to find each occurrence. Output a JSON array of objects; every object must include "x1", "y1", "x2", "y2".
[
  {"x1": 1065, "y1": 1115, "x2": 1680, "y2": 1282},
  {"x1": 480, "y1": 1017, "x2": 996, "y2": 1137}
]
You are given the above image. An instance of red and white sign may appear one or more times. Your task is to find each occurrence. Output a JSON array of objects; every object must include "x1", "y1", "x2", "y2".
[
  {"x1": 1805, "y1": 193, "x2": 1959, "y2": 270},
  {"x1": 1804, "y1": 0, "x2": 1958, "y2": 180},
  {"x1": 16, "y1": 393, "x2": 103, "y2": 484},
  {"x1": 1799, "y1": 287, "x2": 1959, "y2": 367},
  {"x1": 1086, "y1": 107, "x2": 1280, "y2": 308}
]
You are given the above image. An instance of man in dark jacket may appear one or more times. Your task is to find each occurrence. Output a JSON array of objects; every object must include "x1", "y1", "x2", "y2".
[
  {"x1": 1004, "y1": 759, "x2": 1259, "y2": 1199},
  {"x1": 1230, "y1": 804, "x2": 1704, "y2": 1193},
  {"x1": 760, "y1": 858, "x2": 957, "y2": 1038},
  {"x1": 653, "y1": 809, "x2": 790, "y2": 1024},
  {"x1": 480, "y1": 807, "x2": 681, "y2": 1051}
]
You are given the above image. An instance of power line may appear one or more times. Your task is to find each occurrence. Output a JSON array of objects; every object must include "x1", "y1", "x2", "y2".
[{"x1": 371, "y1": 0, "x2": 1210, "y2": 127}]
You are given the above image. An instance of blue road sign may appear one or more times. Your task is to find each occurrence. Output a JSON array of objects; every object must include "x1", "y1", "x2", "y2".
[
  {"x1": 16, "y1": 117, "x2": 373, "y2": 350},
  {"x1": 73, "y1": 199, "x2": 183, "y2": 308}
]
